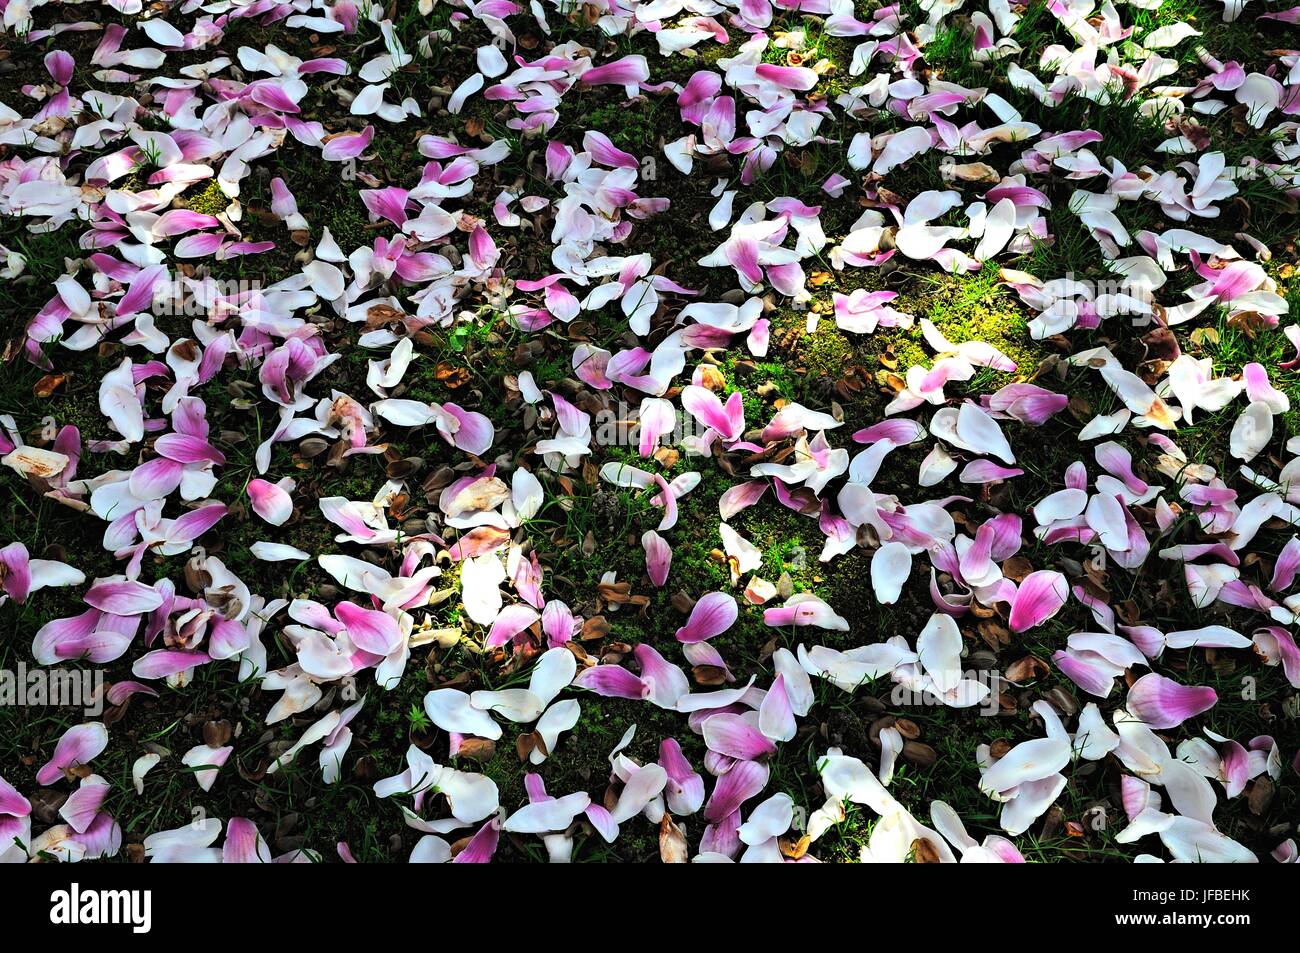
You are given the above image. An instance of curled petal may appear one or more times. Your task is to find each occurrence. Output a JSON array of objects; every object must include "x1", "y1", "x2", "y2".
[{"x1": 675, "y1": 591, "x2": 738, "y2": 643}]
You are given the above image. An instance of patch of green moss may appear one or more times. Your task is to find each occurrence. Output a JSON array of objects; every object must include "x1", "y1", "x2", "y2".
[
  {"x1": 799, "y1": 326, "x2": 854, "y2": 378},
  {"x1": 582, "y1": 102, "x2": 658, "y2": 154},
  {"x1": 882, "y1": 333, "x2": 930, "y2": 375},
  {"x1": 851, "y1": 266, "x2": 1050, "y2": 388},
  {"x1": 722, "y1": 356, "x2": 797, "y2": 424},
  {"x1": 185, "y1": 179, "x2": 231, "y2": 217},
  {"x1": 696, "y1": 36, "x2": 745, "y2": 69},
  {"x1": 325, "y1": 201, "x2": 371, "y2": 255}
]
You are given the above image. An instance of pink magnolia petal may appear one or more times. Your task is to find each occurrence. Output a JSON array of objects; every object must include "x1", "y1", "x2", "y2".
[
  {"x1": 485, "y1": 604, "x2": 540, "y2": 649},
  {"x1": 335, "y1": 601, "x2": 403, "y2": 655},
  {"x1": 45, "y1": 50, "x2": 75, "y2": 86},
  {"x1": 642, "y1": 530, "x2": 672, "y2": 588},
  {"x1": 719, "y1": 480, "x2": 768, "y2": 520},
  {"x1": 60, "y1": 778, "x2": 110, "y2": 833},
  {"x1": 246, "y1": 479, "x2": 294, "y2": 526},
  {"x1": 105, "y1": 681, "x2": 158, "y2": 706},
  {"x1": 1095, "y1": 441, "x2": 1147, "y2": 495},
  {"x1": 631, "y1": 643, "x2": 688, "y2": 710},
  {"x1": 637, "y1": 398, "x2": 677, "y2": 457},
  {"x1": 154, "y1": 433, "x2": 224, "y2": 465},
  {"x1": 36, "y1": 723, "x2": 109, "y2": 786},
  {"x1": 703, "y1": 713, "x2": 776, "y2": 761},
  {"x1": 168, "y1": 503, "x2": 228, "y2": 545},
  {"x1": 1052, "y1": 650, "x2": 1115, "y2": 698},
  {"x1": 675, "y1": 591, "x2": 738, "y2": 643},
  {"x1": 322, "y1": 126, "x2": 374, "y2": 161},
  {"x1": 1221, "y1": 741, "x2": 1250, "y2": 799},
  {"x1": 681, "y1": 385, "x2": 743, "y2": 441},
  {"x1": 116, "y1": 264, "x2": 167, "y2": 317},
  {"x1": 1008, "y1": 570, "x2": 1068, "y2": 633},
  {"x1": 758, "y1": 674, "x2": 796, "y2": 743},
  {"x1": 659, "y1": 738, "x2": 705, "y2": 816},
  {"x1": 540, "y1": 599, "x2": 578, "y2": 646},
  {"x1": 584, "y1": 803, "x2": 618, "y2": 842},
  {"x1": 131, "y1": 648, "x2": 211, "y2": 681},
  {"x1": 0, "y1": 774, "x2": 30, "y2": 817},
  {"x1": 128, "y1": 456, "x2": 184, "y2": 499},
  {"x1": 0, "y1": 542, "x2": 32, "y2": 603},
  {"x1": 443, "y1": 403, "x2": 495, "y2": 456},
  {"x1": 223, "y1": 817, "x2": 272, "y2": 863},
  {"x1": 704, "y1": 760, "x2": 769, "y2": 824},
  {"x1": 572, "y1": 664, "x2": 648, "y2": 700},
  {"x1": 579, "y1": 55, "x2": 649, "y2": 88},
  {"x1": 1270, "y1": 537, "x2": 1300, "y2": 593},
  {"x1": 451, "y1": 816, "x2": 502, "y2": 863},
  {"x1": 85, "y1": 579, "x2": 163, "y2": 615},
  {"x1": 174, "y1": 231, "x2": 226, "y2": 258},
  {"x1": 1126, "y1": 673, "x2": 1218, "y2": 729}
]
